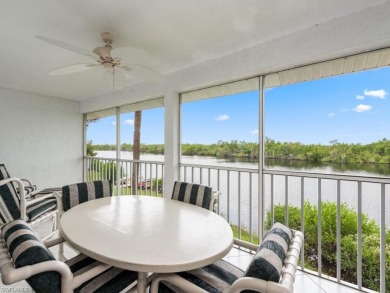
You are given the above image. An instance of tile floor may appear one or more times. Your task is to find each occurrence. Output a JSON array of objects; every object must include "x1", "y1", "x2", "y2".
[{"x1": 1, "y1": 221, "x2": 366, "y2": 293}]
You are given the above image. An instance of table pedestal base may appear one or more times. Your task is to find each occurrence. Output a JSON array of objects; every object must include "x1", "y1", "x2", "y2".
[{"x1": 137, "y1": 271, "x2": 148, "y2": 293}]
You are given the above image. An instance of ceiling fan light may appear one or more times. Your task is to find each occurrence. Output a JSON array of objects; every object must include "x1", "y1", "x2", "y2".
[{"x1": 93, "y1": 46, "x2": 112, "y2": 58}]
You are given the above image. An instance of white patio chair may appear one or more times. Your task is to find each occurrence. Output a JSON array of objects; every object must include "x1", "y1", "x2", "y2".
[
  {"x1": 150, "y1": 222, "x2": 304, "y2": 293},
  {"x1": 0, "y1": 219, "x2": 138, "y2": 293},
  {"x1": 0, "y1": 177, "x2": 60, "y2": 241},
  {"x1": 0, "y1": 164, "x2": 37, "y2": 198}
]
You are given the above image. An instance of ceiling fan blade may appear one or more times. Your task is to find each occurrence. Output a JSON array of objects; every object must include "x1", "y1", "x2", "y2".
[
  {"x1": 111, "y1": 47, "x2": 152, "y2": 63},
  {"x1": 120, "y1": 64, "x2": 166, "y2": 83},
  {"x1": 49, "y1": 63, "x2": 101, "y2": 76},
  {"x1": 36, "y1": 35, "x2": 99, "y2": 60}
]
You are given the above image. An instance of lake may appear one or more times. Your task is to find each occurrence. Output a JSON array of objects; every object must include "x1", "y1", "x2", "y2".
[{"x1": 96, "y1": 151, "x2": 390, "y2": 229}]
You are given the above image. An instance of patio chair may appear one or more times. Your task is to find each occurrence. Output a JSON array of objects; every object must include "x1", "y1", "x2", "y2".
[
  {"x1": 58, "y1": 179, "x2": 112, "y2": 214},
  {"x1": 171, "y1": 181, "x2": 221, "y2": 211},
  {"x1": 0, "y1": 219, "x2": 138, "y2": 293},
  {"x1": 150, "y1": 222, "x2": 304, "y2": 293},
  {"x1": 0, "y1": 177, "x2": 59, "y2": 239},
  {"x1": 0, "y1": 164, "x2": 37, "y2": 198}
]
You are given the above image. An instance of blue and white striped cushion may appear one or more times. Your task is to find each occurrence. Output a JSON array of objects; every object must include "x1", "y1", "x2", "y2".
[
  {"x1": 2, "y1": 219, "x2": 138, "y2": 293},
  {"x1": 1, "y1": 220, "x2": 60, "y2": 292},
  {"x1": 67, "y1": 254, "x2": 138, "y2": 293},
  {"x1": 26, "y1": 196, "x2": 57, "y2": 222},
  {"x1": 171, "y1": 181, "x2": 212, "y2": 210},
  {"x1": 0, "y1": 165, "x2": 22, "y2": 225},
  {"x1": 16, "y1": 184, "x2": 37, "y2": 198},
  {"x1": 62, "y1": 180, "x2": 112, "y2": 211},
  {"x1": 158, "y1": 259, "x2": 244, "y2": 293},
  {"x1": 244, "y1": 222, "x2": 292, "y2": 283}
]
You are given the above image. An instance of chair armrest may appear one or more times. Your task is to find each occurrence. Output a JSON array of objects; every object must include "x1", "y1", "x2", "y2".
[
  {"x1": 20, "y1": 178, "x2": 34, "y2": 186},
  {"x1": 210, "y1": 190, "x2": 221, "y2": 212},
  {"x1": 71, "y1": 263, "x2": 112, "y2": 288},
  {"x1": 0, "y1": 240, "x2": 73, "y2": 292},
  {"x1": 233, "y1": 238, "x2": 258, "y2": 252},
  {"x1": 0, "y1": 178, "x2": 28, "y2": 221},
  {"x1": 26, "y1": 192, "x2": 59, "y2": 205},
  {"x1": 150, "y1": 273, "x2": 208, "y2": 293},
  {"x1": 230, "y1": 277, "x2": 290, "y2": 293},
  {"x1": 43, "y1": 231, "x2": 65, "y2": 248},
  {"x1": 52, "y1": 191, "x2": 65, "y2": 216}
]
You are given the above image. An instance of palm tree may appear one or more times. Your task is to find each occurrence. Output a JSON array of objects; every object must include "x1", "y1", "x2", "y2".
[{"x1": 131, "y1": 110, "x2": 142, "y2": 193}]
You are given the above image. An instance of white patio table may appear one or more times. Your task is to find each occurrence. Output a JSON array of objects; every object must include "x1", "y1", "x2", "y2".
[{"x1": 59, "y1": 195, "x2": 233, "y2": 293}]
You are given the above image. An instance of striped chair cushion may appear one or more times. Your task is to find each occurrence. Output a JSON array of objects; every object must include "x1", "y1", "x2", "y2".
[
  {"x1": 62, "y1": 180, "x2": 112, "y2": 211},
  {"x1": 31, "y1": 187, "x2": 62, "y2": 199},
  {"x1": 68, "y1": 254, "x2": 138, "y2": 293},
  {"x1": 1, "y1": 220, "x2": 59, "y2": 292},
  {"x1": 171, "y1": 181, "x2": 212, "y2": 210},
  {"x1": 26, "y1": 196, "x2": 57, "y2": 222},
  {"x1": 244, "y1": 222, "x2": 293, "y2": 283},
  {"x1": 2, "y1": 219, "x2": 138, "y2": 293},
  {"x1": 0, "y1": 169, "x2": 22, "y2": 225},
  {"x1": 16, "y1": 183, "x2": 37, "y2": 198},
  {"x1": 158, "y1": 259, "x2": 244, "y2": 293}
]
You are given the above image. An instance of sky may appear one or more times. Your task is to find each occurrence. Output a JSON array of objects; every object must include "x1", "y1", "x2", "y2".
[{"x1": 87, "y1": 66, "x2": 390, "y2": 146}]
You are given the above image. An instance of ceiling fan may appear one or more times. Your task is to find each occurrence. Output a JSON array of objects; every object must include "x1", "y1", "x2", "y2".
[{"x1": 36, "y1": 32, "x2": 165, "y2": 89}]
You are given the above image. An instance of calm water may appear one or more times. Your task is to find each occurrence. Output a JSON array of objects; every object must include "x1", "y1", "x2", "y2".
[{"x1": 96, "y1": 151, "x2": 390, "y2": 228}]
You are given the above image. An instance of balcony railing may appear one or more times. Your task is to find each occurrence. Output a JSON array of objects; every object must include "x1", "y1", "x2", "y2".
[
  {"x1": 85, "y1": 156, "x2": 389, "y2": 293},
  {"x1": 85, "y1": 156, "x2": 164, "y2": 197}
]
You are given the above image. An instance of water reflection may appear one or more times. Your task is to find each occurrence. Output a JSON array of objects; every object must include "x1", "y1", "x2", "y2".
[{"x1": 265, "y1": 158, "x2": 390, "y2": 177}]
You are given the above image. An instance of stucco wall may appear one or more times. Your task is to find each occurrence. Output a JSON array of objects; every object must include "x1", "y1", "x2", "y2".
[{"x1": 0, "y1": 87, "x2": 83, "y2": 189}]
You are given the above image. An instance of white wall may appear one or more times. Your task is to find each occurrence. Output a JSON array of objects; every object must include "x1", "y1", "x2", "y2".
[{"x1": 0, "y1": 88, "x2": 83, "y2": 189}]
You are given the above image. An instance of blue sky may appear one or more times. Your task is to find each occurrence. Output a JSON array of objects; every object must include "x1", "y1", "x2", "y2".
[{"x1": 87, "y1": 67, "x2": 390, "y2": 145}]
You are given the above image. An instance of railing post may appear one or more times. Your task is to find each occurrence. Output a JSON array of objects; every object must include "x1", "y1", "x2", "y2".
[
  {"x1": 317, "y1": 178, "x2": 322, "y2": 276},
  {"x1": 380, "y1": 183, "x2": 385, "y2": 293},
  {"x1": 258, "y1": 75, "x2": 264, "y2": 240},
  {"x1": 115, "y1": 107, "x2": 121, "y2": 196},
  {"x1": 357, "y1": 181, "x2": 362, "y2": 290}
]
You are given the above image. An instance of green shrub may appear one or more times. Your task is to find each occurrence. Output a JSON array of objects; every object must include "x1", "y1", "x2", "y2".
[{"x1": 265, "y1": 201, "x2": 389, "y2": 292}]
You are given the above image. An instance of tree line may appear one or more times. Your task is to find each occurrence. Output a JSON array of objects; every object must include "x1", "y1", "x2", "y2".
[{"x1": 89, "y1": 137, "x2": 390, "y2": 164}]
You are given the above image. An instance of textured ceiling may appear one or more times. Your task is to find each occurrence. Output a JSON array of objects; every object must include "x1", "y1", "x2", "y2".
[{"x1": 0, "y1": 0, "x2": 389, "y2": 101}]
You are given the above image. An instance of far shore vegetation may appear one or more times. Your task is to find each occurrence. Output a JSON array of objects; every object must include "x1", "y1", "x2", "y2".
[{"x1": 88, "y1": 137, "x2": 390, "y2": 164}]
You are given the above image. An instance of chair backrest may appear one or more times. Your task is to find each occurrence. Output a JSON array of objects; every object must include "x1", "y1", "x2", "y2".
[
  {"x1": 1, "y1": 219, "x2": 61, "y2": 292},
  {"x1": 0, "y1": 167, "x2": 23, "y2": 225},
  {"x1": 0, "y1": 164, "x2": 11, "y2": 180},
  {"x1": 243, "y1": 222, "x2": 293, "y2": 282},
  {"x1": 62, "y1": 180, "x2": 112, "y2": 211},
  {"x1": 171, "y1": 181, "x2": 215, "y2": 210}
]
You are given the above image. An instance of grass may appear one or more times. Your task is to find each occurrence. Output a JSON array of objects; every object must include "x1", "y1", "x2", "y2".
[
  {"x1": 113, "y1": 185, "x2": 163, "y2": 197},
  {"x1": 230, "y1": 224, "x2": 259, "y2": 245}
]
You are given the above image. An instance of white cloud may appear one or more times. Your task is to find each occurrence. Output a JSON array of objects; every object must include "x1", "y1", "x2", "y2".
[
  {"x1": 123, "y1": 119, "x2": 134, "y2": 126},
  {"x1": 251, "y1": 129, "x2": 259, "y2": 135},
  {"x1": 111, "y1": 121, "x2": 116, "y2": 126},
  {"x1": 356, "y1": 95, "x2": 365, "y2": 100},
  {"x1": 353, "y1": 104, "x2": 372, "y2": 112},
  {"x1": 328, "y1": 112, "x2": 335, "y2": 117},
  {"x1": 340, "y1": 108, "x2": 349, "y2": 112},
  {"x1": 215, "y1": 114, "x2": 229, "y2": 121},
  {"x1": 364, "y1": 89, "x2": 387, "y2": 99}
]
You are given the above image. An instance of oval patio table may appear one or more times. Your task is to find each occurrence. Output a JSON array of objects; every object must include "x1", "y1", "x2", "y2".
[{"x1": 60, "y1": 195, "x2": 234, "y2": 293}]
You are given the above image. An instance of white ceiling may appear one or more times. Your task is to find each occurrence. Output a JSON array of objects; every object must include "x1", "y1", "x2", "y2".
[{"x1": 1, "y1": 0, "x2": 390, "y2": 102}]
